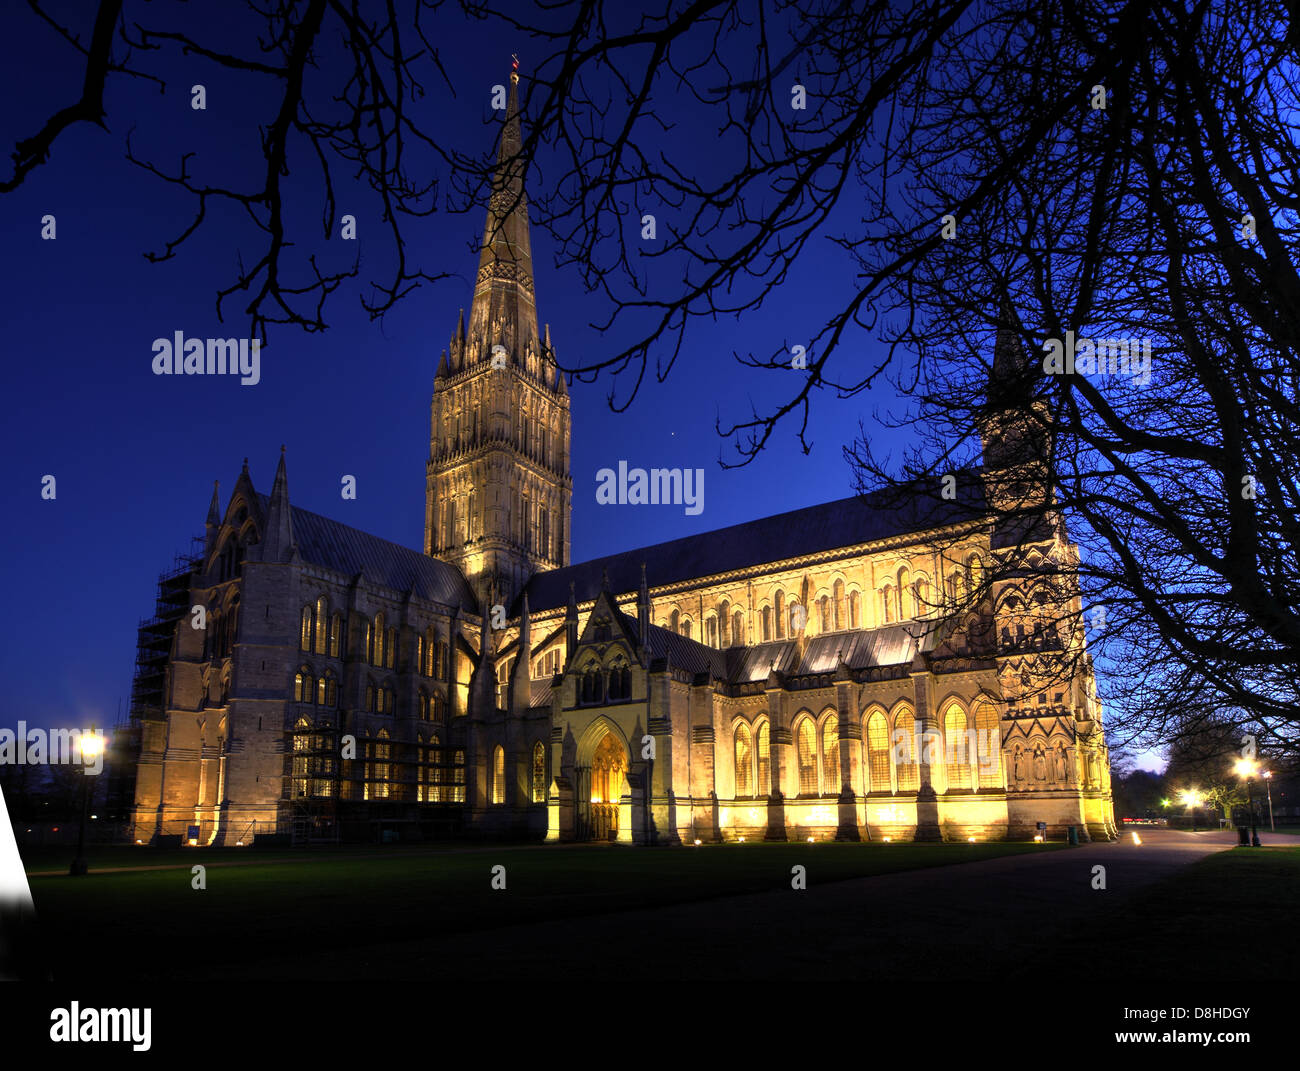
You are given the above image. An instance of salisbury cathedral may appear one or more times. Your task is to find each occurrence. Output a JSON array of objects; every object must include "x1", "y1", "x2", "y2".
[{"x1": 127, "y1": 68, "x2": 1116, "y2": 848}]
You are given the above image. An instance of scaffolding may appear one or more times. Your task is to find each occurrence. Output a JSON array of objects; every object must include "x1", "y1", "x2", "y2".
[
  {"x1": 130, "y1": 537, "x2": 205, "y2": 721},
  {"x1": 286, "y1": 720, "x2": 467, "y2": 844}
]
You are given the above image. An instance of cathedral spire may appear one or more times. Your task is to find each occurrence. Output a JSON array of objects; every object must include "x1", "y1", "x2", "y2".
[
  {"x1": 205, "y1": 480, "x2": 222, "y2": 558},
  {"x1": 206, "y1": 480, "x2": 221, "y2": 527},
  {"x1": 988, "y1": 294, "x2": 1034, "y2": 410},
  {"x1": 424, "y1": 55, "x2": 572, "y2": 593},
  {"x1": 468, "y1": 57, "x2": 538, "y2": 369},
  {"x1": 259, "y1": 446, "x2": 296, "y2": 562}
]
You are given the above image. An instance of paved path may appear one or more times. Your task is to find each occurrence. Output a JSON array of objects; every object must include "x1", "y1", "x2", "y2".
[{"x1": 240, "y1": 829, "x2": 1237, "y2": 980}]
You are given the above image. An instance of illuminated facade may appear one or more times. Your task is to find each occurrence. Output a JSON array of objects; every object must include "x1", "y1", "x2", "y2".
[{"x1": 129, "y1": 65, "x2": 1115, "y2": 847}]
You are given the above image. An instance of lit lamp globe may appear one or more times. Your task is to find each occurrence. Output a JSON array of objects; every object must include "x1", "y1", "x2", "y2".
[{"x1": 80, "y1": 733, "x2": 104, "y2": 764}]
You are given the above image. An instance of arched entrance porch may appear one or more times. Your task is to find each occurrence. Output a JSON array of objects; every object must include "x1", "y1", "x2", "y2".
[{"x1": 575, "y1": 722, "x2": 630, "y2": 843}]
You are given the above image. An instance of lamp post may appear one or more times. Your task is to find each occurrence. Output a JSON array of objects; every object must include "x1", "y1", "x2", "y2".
[
  {"x1": 1263, "y1": 771, "x2": 1275, "y2": 832},
  {"x1": 69, "y1": 729, "x2": 103, "y2": 876},
  {"x1": 1233, "y1": 758, "x2": 1261, "y2": 847},
  {"x1": 1179, "y1": 788, "x2": 1203, "y2": 833}
]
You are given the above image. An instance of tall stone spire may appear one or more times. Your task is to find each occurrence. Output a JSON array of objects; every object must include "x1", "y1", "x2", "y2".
[
  {"x1": 468, "y1": 56, "x2": 538, "y2": 369},
  {"x1": 425, "y1": 57, "x2": 573, "y2": 606},
  {"x1": 988, "y1": 295, "x2": 1033, "y2": 410}
]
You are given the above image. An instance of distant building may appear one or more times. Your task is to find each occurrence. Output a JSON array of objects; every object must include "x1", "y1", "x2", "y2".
[{"x1": 130, "y1": 66, "x2": 1115, "y2": 846}]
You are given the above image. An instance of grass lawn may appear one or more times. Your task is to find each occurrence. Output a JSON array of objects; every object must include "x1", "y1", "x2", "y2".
[
  {"x1": 27, "y1": 841, "x2": 1053, "y2": 982},
  {"x1": 1031, "y1": 846, "x2": 1300, "y2": 981}
]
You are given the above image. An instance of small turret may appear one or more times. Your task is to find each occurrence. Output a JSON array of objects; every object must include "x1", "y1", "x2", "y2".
[{"x1": 257, "y1": 447, "x2": 296, "y2": 563}]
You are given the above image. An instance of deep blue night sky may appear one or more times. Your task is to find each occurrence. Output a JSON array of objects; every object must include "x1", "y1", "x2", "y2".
[{"x1": 0, "y1": 5, "x2": 911, "y2": 735}]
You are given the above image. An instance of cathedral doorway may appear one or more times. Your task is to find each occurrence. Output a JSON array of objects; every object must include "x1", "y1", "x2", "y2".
[{"x1": 579, "y1": 731, "x2": 627, "y2": 842}]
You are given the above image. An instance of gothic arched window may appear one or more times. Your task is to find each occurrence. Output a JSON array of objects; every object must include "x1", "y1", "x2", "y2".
[
  {"x1": 945, "y1": 704, "x2": 970, "y2": 789},
  {"x1": 734, "y1": 722, "x2": 753, "y2": 797},
  {"x1": 822, "y1": 714, "x2": 839, "y2": 795},
  {"x1": 796, "y1": 717, "x2": 817, "y2": 795},
  {"x1": 866, "y1": 712, "x2": 891, "y2": 793},
  {"x1": 318, "y1": 671, "x2": 337, "y2": 708},
  {"x1": 895, "y1": 708, "x2": 919, "y2": 791},
  {"x1": 314, "y1": 596, "x2": 328, "y2": 655},
  {"x1": 897, "y1": 567, "x2": 912, "y2": 619},
  {"x1": 975, "y1": 701, "x2": 1004, "y2": 789},
  {"x1": 492, "y1": 745, "x2": 506, "y2": 805},
  {"x1": 294, "y1": 667, "x2": 314, "y2": 704}
]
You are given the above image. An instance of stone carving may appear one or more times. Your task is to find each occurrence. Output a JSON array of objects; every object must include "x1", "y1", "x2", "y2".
[{"x1": 1053, "y1": 746, "x2": 1067, "y2": 782}]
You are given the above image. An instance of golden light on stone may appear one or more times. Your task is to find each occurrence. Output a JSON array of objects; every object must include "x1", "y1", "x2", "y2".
[
  {"x1": 693, "y1": 838, "x2": 701, "y2": 846},
  {"x1": 1033, "y1": 834, "x2": 1043, "y2": 842},
  {"x1": 967, "y1": 836, "x2": 976, "y2": 842}
]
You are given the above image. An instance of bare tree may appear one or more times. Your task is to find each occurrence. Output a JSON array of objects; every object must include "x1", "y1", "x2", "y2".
[{"x1": 7, "y1": 0, "x2": 1299, "y2": 754}]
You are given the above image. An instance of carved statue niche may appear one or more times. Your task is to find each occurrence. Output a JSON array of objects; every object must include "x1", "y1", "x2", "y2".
[
  {"x1": 1052, "y1": 744, "x2": 1068, "y2": 783},
  {"x1": 1013, "y1": 745, "x2": 1025, "y2": 782},
  {"x1": 1033, "y1": 744, "x2": 1047, "y2": 782}
]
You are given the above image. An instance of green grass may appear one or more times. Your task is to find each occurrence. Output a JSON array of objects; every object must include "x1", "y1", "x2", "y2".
[
  {"x1": 1031, "y1": 846, "x2": 1300, "y2": 981},
  {"x1": 27, "y1": 841, "x2": 1053, "y2": 981}
]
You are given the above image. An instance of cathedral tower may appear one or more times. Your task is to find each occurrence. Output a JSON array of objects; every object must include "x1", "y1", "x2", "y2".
[{"x1": 425, "y1": 60, "x2": 572, "y2": 607}]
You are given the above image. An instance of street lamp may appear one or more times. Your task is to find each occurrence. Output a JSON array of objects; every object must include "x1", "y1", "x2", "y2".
[
  {"x1": 1262, "y1": 771, "x2": 1275, "y2": 832},
  {"x1": 69, "y1": 730, "x2": 103, "y2": 876},
  {"x1": 1179, "y1": 788, "x2": 1204, "y2": 832},
  {"x1": 1233, "y1": 758, "x2": 1261, "y2": 847}
]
